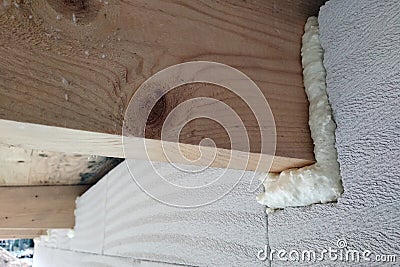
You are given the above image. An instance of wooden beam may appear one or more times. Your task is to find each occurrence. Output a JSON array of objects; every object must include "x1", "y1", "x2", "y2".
[
  {"x1": 0, "y1": 229, "x2": 46, "y2": 239},
  {"x1": 0, "y1": 185, "x2": 89, "y2": 229},
  {"x1": 0, "y1": 119, "x2": 312, "y2": 172},
  {"x1": 0, "y1": 143, "x2": 122, "y2": 186},
  {"x1": 0, "y1": 0, "x2": 324, "y2": 171}
]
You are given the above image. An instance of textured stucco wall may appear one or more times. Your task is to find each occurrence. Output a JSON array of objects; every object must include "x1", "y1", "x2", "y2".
[{"x1": 268, "y1": 0, "x2": 399, "y2": 266}]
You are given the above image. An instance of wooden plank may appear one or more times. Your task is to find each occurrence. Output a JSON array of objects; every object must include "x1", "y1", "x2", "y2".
[
  {"x1": 0, "y1": 185, "x2": 89, "y2": 229},
  {"x1": 0, "y1": 118, "x2": 312, "y2": 172},
  {"x1": 0, "y1": 0, "x2": 324, "y2": 171},
  {"x1": 0, "y1": 143, "x2": 122, "y2": 186},
  {"x1": 0, "y1": 229, "x2": 46, "y2": 239}
]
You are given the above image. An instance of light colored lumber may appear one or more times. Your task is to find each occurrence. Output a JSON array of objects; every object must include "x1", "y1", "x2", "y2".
[
  {"x1": 0, "y1": 185, "x2": 89, "y2": 229},
  {"x1": 0, "y1": 0, "x2": 324, "y2": 171},
  {"x1": 0, "y1": 228, "x2": 46, "y2": 239},
  {"x1": 0, "y1": 119, "x2": 313, "y2": 172},
  {"x1": 0, "y1": 143, "x2": 121, "y2": 186}
]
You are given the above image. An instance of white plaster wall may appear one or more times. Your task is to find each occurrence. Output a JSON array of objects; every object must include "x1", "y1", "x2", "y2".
[{"x1": 267, "y1": 0, "x2": 400, "y2": 266}]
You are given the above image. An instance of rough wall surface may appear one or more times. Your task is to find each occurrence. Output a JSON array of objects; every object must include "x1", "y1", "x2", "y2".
[
  {"x1": 268, "y1": 0, "x2": 399, "y2": 266},
  {"x1": 35, "y1": 162, "x2": 268, "y2": 267},
  {"x1": 33, "y1": 245, "x2": 180, "y2": 267},
  {"x1": 71, "y1": 176, "x2": 108, "y2": 254},
  {"x1": 103, "y1": 162, "x2": 267, "y2": 266}
]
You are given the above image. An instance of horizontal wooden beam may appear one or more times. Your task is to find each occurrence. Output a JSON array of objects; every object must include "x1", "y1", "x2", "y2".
[
  {"x1": 0, "y1": 185, "x2": 89, "y2": 229},
  {"x1": 0, "y1": 229, "x2": 46, "y2": 239},
  {"x1": 0, "y1": 143, "x2": 122, "y2": 186},
  {"x1": 0, "y1": 0, "x2": 323, "y2": 172},
  {"x1": 0, "y1": 119, "x2": 313, "y2": 173}
]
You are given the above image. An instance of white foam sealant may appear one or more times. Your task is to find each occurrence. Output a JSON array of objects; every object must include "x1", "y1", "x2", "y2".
[{"x1": 257, "y1": 17, "x2": 343, "y2": 209}]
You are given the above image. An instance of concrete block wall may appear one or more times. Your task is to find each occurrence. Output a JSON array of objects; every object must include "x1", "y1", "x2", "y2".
[
  {"x1": 34, "y1": 161, "x2": 268, "y2": 266},
  {"x1": 267, "y1": 0, "x2": 399, "y2": 266}
]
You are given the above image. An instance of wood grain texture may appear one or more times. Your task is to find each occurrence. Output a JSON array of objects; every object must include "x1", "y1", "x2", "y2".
[
  {"x1": 0, "y1": 0, "x2": 325, "y2": 167},
  {"x1": 0, "y1": 185, "x2": 89, "y2": 228},
  {"x1": 0, "y1": 143, "x2": 122, "y2": 186},
  {"x1": 0, "y1": 228, "x2": 46, "y2": 239},
  {"x1": 0, "y1": 118, "x2": 313, "y2": 172},
  {"x1": 268, "y1": 1, "x2": 400, "y2": 266}
]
